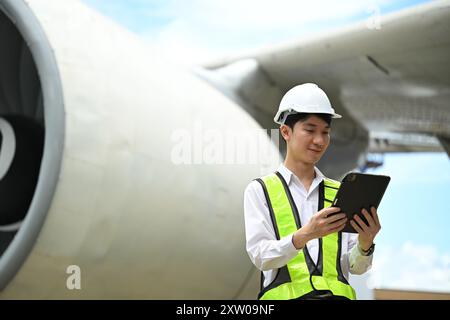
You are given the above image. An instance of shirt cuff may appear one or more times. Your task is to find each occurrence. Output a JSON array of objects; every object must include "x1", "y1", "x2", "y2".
[
  {"x1": 349, "y1": 241, "x2": 373, "y2": 274},
  {"x1": 280, "y1": 233, "x2": 301, "y2": 256},
  {"x1": 356, "y1": 243, "x2": 369, "y2": 256}
]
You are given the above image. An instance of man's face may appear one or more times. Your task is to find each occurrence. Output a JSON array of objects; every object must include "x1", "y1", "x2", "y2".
[{"x1": 281, "y1": 115, "x2": 330, "y2": 165}]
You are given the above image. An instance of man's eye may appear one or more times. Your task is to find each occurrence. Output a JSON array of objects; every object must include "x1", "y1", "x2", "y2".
[{"x1": 305, "y1": 129, "x2": 314, "y2": 133}]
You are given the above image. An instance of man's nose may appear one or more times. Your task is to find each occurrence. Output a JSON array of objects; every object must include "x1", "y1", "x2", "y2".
[{"x1": 313, "y1": 134, "x2": 325, "y2": 147}]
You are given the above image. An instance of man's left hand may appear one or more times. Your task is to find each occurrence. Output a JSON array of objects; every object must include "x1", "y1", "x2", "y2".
[{"x1": 349, "y1": 206, "x2": 381, "y2": 251}]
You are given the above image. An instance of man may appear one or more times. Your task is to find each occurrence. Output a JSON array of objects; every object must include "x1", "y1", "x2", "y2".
[{"x1": 244, "y1": 83, "x2": 380, "y2": 300}]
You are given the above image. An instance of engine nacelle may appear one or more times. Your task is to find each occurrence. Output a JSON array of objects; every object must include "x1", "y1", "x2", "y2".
[{"x1": 0, "y1": 0, "x2": 280, "y2": 298}]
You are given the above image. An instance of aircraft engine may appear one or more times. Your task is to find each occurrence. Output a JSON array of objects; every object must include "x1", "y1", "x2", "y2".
[{"x1": 0, "y1": 0, "x2": 280, "y2": 298}]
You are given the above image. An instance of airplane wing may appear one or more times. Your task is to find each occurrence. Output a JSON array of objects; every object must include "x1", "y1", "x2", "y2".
[{"x1": 198, "y1": 0, "x2": 450, "y2": 164}]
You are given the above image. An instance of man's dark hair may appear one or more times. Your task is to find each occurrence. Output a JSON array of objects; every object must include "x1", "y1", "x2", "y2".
[{"x1": 284, "y1": 113, "x2": 332, "y2": 129}]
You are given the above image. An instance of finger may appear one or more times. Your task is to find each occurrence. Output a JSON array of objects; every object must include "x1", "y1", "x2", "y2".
[
  {"x1": 371, "y1": 206, "x2": 380, "y2": 226},
  {"x1": 329, "y1": 222, "x2": 346, "y2": 233},
  {"x1": 361, "y1": 208, "x2": 375, "y2": 227},
  {"x1": 328, "y1": 217, "x2": 347, "y2": 231},
  {"x1": 325, "y1": 213, "x2": 346, "y2": 223},
  {"x1": 337, "y1": 223, "x2": 347, "y2": 232},
  {"x1": 321, "y1": 207, "x2": 341, "y2": 217},
  {"x1": 350, "y1": 220, "x2": 364, "y2": 234},
  {"x1": 353, "y1": 214, "x2": 369, "y2": 233}
]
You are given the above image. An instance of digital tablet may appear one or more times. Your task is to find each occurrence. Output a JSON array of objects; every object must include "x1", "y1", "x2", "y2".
[{"x1": 331, "y1": 172, "x2": 391, "y2": 233}]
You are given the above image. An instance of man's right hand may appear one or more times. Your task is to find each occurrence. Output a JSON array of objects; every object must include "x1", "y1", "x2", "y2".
[{"x1": 292, "y1": 207, "x2": 347, "y2": 249}]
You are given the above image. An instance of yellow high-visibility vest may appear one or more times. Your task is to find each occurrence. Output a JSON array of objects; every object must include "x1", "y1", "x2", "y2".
[{"x1": 255, "y1": 172, "x2": 356, "y2": 300}]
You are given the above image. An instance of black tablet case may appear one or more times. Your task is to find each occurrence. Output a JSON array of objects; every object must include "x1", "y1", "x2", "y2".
[{"x1": 331, "y1": 173, "x2": 391, "y2": 233}]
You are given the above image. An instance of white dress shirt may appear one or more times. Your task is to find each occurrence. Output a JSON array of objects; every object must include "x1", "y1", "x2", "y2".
[{"x1": 244, "y1": 164, "x2": 372, "y2": 288}]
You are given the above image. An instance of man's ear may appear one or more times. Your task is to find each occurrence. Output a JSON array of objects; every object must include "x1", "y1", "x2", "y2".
[{"x1": 280, "y1": 125, "x2": 291, "y2": 142}]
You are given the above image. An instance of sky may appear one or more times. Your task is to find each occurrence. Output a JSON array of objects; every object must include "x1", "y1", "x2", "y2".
[
  {"x1": 80, "y1": 0, "x2": 449, "y2": 293},
  {"x1": 81, "y1": 0, "x2": 429, "y2": 65},
  {"x1": 366, "y1": 153, "x2": 450, "y2": 293}
]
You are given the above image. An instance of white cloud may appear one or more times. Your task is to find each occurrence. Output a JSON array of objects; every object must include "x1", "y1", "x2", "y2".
[
  {"x1": 367, "y1": 242, "x2": 450, "y2": 293},
  {"x1": 83, "y1": 0, "x2": 396, "y2": 65},
  {"x1": 143, "y1": 18, "x2": 222, "y2": 67},
  {"x1": 162, "y1": 0, "x2": 391, "y2": 31},
  {"x1": 145, "y1": 0, "x2": 393, "y2": 64}
]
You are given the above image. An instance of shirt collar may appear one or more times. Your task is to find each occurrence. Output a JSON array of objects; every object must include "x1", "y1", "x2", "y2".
[{"x1": 277, "y1": 163, "x2": 325, "y2": 186}]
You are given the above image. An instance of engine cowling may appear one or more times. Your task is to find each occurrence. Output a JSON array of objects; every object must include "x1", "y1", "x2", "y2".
[{"x1": 0, "y1": 0, "x2": 279, "y2": 299}]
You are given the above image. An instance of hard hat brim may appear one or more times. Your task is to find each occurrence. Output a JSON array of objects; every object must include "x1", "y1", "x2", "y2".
[{"x1": 274, "y1": 110, "x2": 342, "y2": 125}]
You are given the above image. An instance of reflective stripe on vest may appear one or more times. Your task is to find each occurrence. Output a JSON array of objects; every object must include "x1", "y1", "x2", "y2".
[{"x1": 256, "y1": 172, "x2": 356, "y2": 300}]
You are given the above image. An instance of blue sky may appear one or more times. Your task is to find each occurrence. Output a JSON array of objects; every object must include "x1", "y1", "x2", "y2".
[
  {"x1": 366, "y1": 153, "x2": 450, "y2": 292},
  {"x1": 368, "y1": 153, "x2": 450, "y2": 254},
  {"x1": 80, "y1": 0, "x2": 449, "y2": 293}
]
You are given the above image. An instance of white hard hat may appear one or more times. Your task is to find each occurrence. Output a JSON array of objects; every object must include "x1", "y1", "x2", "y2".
[{"x1": 274, "y1": 83, "x2": 342, "y2": 125}]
